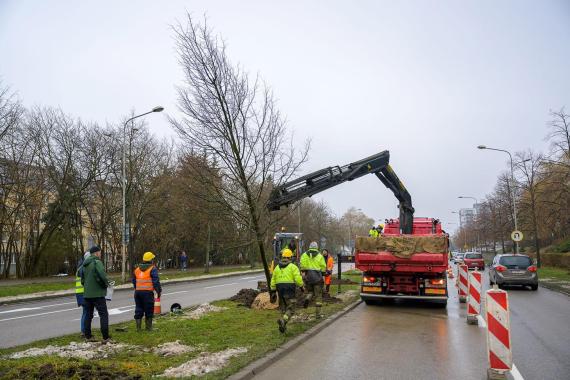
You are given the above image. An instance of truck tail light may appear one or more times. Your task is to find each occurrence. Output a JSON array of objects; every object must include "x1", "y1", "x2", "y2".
[
  {"x1": 430, "y1": 279, "x2": 445, "y2": 285},
  {"x1": 424, "y1": 278, "x2": 446, "y2": 288},
  {"x1": 527, "y1": 265, "x2": 537, "y2": 272},
  {"x1": 496, "y1": 265, "x2": 507, "y2": 272},
  {"x1": 363, "y1": 276, "x2": 377, "y2": 283}
]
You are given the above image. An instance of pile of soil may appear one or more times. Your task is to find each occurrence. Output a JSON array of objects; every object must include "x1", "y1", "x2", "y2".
[
  {"x1": 8, "y1": 341, "x2": 134, "y2": 360},
  {"x1": 154, "y1": 341, "x2": 197, "y2": 357},
  {"x1": 251, "y1": 292, "x2": 278, "y2": 310},
  {"x1": 159, "y1": 347, "x2": 248, "y2": 378},
  {"x1": 229, "y1": 288, "x2": 259, "y2": 307},
  {"x1": 7, "y1": 363, "x2": 140, "y2": 380},
  {"x1": 182, "y1": 303, "x2": 227, "y2": 320}
]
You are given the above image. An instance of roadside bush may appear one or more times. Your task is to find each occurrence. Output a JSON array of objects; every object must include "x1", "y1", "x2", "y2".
[{"x1": 528, "y1": 252, "x2": 570, "y2": 269}]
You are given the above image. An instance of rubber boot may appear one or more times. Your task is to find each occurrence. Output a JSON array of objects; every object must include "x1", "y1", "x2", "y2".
[
  {"x1": 315, "y1": 306, "x2": 323, "y2": 319},
  {"x1": 145, "y1": 316, "x2": 153, "y2": 331},
  {"x1": 278, "y1": 319, "x2": 286, "y2": 333},
  {"x1": 135, "y1": 319, "x2": 142, "y2": 331}
]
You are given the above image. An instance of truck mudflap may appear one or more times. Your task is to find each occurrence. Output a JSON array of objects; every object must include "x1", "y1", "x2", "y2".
[{"x1": 360, "y1": 293, "x2": 447, "y2": 300}]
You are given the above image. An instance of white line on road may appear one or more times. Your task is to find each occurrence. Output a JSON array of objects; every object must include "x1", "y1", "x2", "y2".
[
  {"x1": 40, "y1": 301, "x2": 77, "y2": 308},
  {"x1": 0, "y1": 307, "x2": 42, "y2": 314},
  {"x1": 239, "y1": 276, "x2": 263, "y2": 280},
  {"x1": 0, "y1": 307, "x2": 77, "y2": 322},
  {"x1": 162, "y1": 290, "x2": 189, "y2": 296},
  {"x1": 511, "y1": 363, "x2": 524, "y2": 380},
  {"x1": 477, "y1": 315, "x2": 487, "y2": 328},
  {"x1": 203, "y1": 282, "x2": 239, "y2": 289}
]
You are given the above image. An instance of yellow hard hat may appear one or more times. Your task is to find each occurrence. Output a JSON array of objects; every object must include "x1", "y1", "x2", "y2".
[
  {"x1": 143, "y1": 251, "x2": 155, "y2": 262},
  {"x1": 281, "y1": 248, "x2": 293, "y2": 258},
  {"x1": 379, "y1": 223, "x2": 385, "y2": 229}
]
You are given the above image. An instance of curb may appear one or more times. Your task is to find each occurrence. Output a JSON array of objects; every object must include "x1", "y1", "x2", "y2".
[
  {"x1": 228, "y1": 298, "x2": 363, "y2": 380},
  {"x1": 539, "y1": 281, "x2": 570, "y2": 297},
  {"x1": 0, "y1": 269, "x2": 264, "y2": 305}
]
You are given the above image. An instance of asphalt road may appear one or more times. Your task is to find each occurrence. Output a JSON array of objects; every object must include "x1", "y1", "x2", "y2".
[{"x1": 255, "y1": 269, "x2": 570, "y2": 380}]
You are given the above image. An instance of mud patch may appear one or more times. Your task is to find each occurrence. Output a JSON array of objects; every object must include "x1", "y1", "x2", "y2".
[
  {"x1": 159, "y1": 347, "x2": 248, "y2": 378},
  {"x1": 335, "y1": 290, "x2": 358, "y2": 302},
  {"x1": 8, "y1": 341, "x2": 135, "y2": 360},
  {"x1": 229, "y1": 288, "x2": 259, "y2": 307},
  {"x1": 2, "y1": 362, "x2": 140, "y2": 380},
  {"x1": 251, "y1": 292, "x2": 279, "y2": 310},
  {"x1": 154, "y1": 340, "x2": 197, "y2": 357},
  {"x1": 182, "y1": 303, "x2": 227, "y2": 319}
]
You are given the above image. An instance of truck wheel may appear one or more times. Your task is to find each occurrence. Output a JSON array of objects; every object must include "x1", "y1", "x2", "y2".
[
  {"x1": 434, "y1": 300, "x2": 447, "y2": 308},
  {"x1": 364, "y1": 299, "x2": 377, "y2": 306},
  {"x1": 530, "y1": 285, "x2": 538, "y2": 291}
]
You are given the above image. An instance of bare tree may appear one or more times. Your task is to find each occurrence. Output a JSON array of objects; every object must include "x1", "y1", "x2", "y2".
[
  {"x1": 170, "y1": 15, "x2": 309, "y2": 283},
  {"x1": 547, "y1": 107, "x2": 570, "y2": 159}
]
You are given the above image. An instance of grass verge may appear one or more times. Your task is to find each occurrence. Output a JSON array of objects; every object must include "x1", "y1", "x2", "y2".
[
  {"x1": 538, "y1": 266, "x2": 570, "y2": 282},
  {"x1": 0, "y1": 289, "x2": 358, "y2": 379},
  {"x1": 0, "y1": 266, "x2": 259, "y2": 298}
]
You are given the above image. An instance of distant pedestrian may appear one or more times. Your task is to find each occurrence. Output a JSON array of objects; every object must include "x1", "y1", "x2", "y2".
[
  {"x1": 300, "y1": 241, "x2": 326, "y2": 318},
  {"x1": 81, "y1": 245, "x2": 111, "y2": 343},
  {"x1": 132, "y1": 251, "x2": 162, "y2": 331},
  {"x1": 179, "y1": 251, "x2": 188, "y2": 271},
  {"x1": 75, "y1": 251, "x2": 90, "y2": 337},
  {"x1": 270, "y1": 248, "x2": 304, "y2": 333}
]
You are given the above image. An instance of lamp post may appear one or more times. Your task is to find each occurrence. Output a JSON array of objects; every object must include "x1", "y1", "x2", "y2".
[
  {"x1": 477, "y1": 145, "x2": 519, "y2": 254},
  {"x1": 458, "y1": 196, "x2": 480, "y2": 252},
  {"x1": 452, "y1": 211, "x2": 466, "y2": 251},
  {"x1": 119, "y1": 106, "x2": 164, "y2": 282}
]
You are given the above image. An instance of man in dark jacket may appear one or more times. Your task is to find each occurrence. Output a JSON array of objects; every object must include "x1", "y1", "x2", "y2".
[
  {"x1": 81, "y1": 245, "x2": 110, "y2": 342},
  {"x1": 132, "y1": 251, "x2": 162, "y2": 331}
]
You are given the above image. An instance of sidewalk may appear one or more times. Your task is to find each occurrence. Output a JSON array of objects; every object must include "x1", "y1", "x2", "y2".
[{"x1": 0, "y1": 268, "x2": 264, "y2": 305}]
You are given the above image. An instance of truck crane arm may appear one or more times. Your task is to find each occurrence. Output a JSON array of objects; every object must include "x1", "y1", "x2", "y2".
[{"x1": 267, "y1": 150, "x2": 415, "y2": 234}]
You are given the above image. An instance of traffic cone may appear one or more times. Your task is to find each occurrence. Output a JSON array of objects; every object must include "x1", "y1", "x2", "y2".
[
  {"x1": 447, "y1": 266, "x2": 454, "y2": 279},
  {"x1": 154, "y1": 297, "x2": 162, "y2": 315}
]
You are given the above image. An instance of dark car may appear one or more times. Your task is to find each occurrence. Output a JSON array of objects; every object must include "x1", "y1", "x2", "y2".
[
  {"x1": 489, "y1": 254, "x2": 538, "y2": 290},
  {"x1": 463, "y1": 252, "x2": 485, "y2": 270}
]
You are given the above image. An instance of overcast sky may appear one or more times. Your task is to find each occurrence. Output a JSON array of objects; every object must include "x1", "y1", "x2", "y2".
[{"x1": 1, "y1": 0, "x2": 569, "y2": 232}]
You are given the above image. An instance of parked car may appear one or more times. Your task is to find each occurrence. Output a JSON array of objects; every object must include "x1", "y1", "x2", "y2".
[
  {"x1": 489, "y1": 254, "x2": 538, "y2": 290},
  {"x1": 452, "y1": 253, "x2": 465, "y2": 264},
  {"x1": 463, "y1": 252, "x2": 485, "y2": 270}
]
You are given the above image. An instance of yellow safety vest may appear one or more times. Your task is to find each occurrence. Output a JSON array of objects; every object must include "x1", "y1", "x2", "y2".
[{"x1": 75, "y1": 269, "x2": 84, "y2": 294}]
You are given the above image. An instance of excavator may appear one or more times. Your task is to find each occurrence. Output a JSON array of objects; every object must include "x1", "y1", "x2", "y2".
[{"x1": 267, "y1": 150, "x2": 449, "y2": 306}]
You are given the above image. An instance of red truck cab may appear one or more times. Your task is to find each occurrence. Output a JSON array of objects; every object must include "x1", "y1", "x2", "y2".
[{"x1": 356, "y1": 218, "x2": 449, "y2": 306}]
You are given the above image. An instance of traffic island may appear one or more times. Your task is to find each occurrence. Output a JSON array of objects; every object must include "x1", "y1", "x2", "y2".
[{"x1": 0, "y1": 290, "x2": 359, "y2": 379}]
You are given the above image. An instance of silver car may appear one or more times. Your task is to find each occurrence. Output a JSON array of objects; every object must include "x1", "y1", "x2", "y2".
[{"x1": 489, "y1": 254, "x2": 538, "y2": 290}]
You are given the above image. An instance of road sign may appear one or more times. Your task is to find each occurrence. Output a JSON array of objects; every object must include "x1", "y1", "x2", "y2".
[{"x1": 511, "y1": 230, "x2": 523, "y2": 242}]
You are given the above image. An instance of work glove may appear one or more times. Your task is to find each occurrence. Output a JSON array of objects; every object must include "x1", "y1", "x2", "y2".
[
  {"x1": 269, "y1": 291, "x2": 277, "y2": 303},
  {"x1": 300, "y1": 286, "x2": 306, "y2": 293},
  {"x1": 326, "y1": 270, "x2": 332, "y2": 276}
]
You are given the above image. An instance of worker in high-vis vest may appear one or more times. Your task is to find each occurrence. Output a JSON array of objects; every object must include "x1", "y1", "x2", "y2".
[
  {"x1": 132, "y1": 251, "x2": 162, "y2": 331},
  {"x1": 75, "y1": 251, "x2": 90, "y2": 337},
  {"x1": 322, "y1": 249, "x2": 334, "y2": 295},
  {"x1": 270, "y1": 248, "x2": 304, "y2": 333},
  {"x1": 300, "y1": 241, "x2": 327, "y2": 318}
]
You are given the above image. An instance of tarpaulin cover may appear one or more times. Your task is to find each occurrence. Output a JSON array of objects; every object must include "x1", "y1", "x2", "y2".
[{"x1": 355, "y1": 235, "x2": 448, "y2": 259}]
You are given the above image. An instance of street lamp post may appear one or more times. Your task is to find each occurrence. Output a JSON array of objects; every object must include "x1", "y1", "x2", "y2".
[
  {"x1": 477, "y1": 145, "x2": 519, "y2": 254},
  {"x1": 120, "y1": 106, "x2": 164, "y2": 282},
  {"x1": 452, "y1": 211, "x2": 466, "y2": 251},
  {"x1": 458, "y1": 196, "x2": 480, "y2": 252}
]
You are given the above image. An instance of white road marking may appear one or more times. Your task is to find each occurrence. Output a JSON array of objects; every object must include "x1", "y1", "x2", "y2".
[
  {"x1": 239, "y1": 276, "x2": 263, "y2": 280},
  {"x1": 0, "y1": 307, "x2": 77, "y2": 322},
  {"x1": 108, "y1": 307, "x2": 134, "y2": 315},
  {"x1": 41, "y1": 301, "x2": 77, "y2": 308},
  {"x1": 162, "y1": 290, "x2": 189, "y2": 296},
  {"x1": 477, "y1": 315, "x2": 487, "y2": 328},
  {"x1": 203, "y1": 282, "x2": 239, "y2": 289},
  {"x1": 0, "y1": 307, "x2": 42, "y2": 314},
  {"x1": 511, "y1": 363, "x2": 524, "y2": 380}
]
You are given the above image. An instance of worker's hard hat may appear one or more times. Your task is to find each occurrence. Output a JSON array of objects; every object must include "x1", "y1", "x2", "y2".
[
  {"x1": 379, "y1": 223, "x2": 385, "y2": 229},
  {"x1": 309, "y1": 241, "x2": 318, "y2": 249},
  {"x1": 281, "y1": 249, "x2": 293, "y2": 258},
  {"x1": 143, "y1": 251, "x2": 155, "y2": 262}
]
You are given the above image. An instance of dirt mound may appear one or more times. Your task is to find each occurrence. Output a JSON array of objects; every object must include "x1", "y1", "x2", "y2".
[
  {"x1": 154, "y1": 341, "x2": 197, "y2": 357},
  {"x1": 5, "y1": 363, "x2": 140, "y2": 380},
  {"x1": 229, "y1": 288, "x2": 259, "y2": 307},
  {"x1": 182, "y1": 303, "x2": 227, "y2": 320},
  {"x1": 251, "y1": 292, "x2": 279, "y2": 310},
  {"x1": 8, "y1": 341, "x2": 134, "y2": 360},
  {"x1": 159, "y1": 347, "x2": 248, "y2": 378}
]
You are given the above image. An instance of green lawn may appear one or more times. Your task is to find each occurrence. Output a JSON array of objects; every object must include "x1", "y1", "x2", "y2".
[
  {"x1": 0, "y1": 293, "x2": 358, "y2": 379},
  {"x1": 538, "y1": 266, "x2": 570, "y2": 282},
  {"x1": 0, "y1": 266, "x2": 260, "y2": 298}
]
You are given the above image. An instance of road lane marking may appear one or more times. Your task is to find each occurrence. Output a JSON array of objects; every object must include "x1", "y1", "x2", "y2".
[
  {"x1": 41, "y1": 301, "x2": 77, "y2": 308},
  {"x1": 0, "y1": 307, "x2": 42, "y2": 314},
  {"x1": 0, "y1": 307, "x2": 77, "y2": 322},
  {"x1": 511, "y1": 363, "x2": 524, "y2": 380},
  {"x1": 239, "y1": 276, "x2": 263, "y2": 280},
  {"x1": 203, "y1": 282, "x2": 239, "y2": 289},
  {"x1": 163, "y1": 290, "x2": 189, "y2": 296},
  {"x1": 477, "y1": 315, "x2": 487, "y2": 328}
]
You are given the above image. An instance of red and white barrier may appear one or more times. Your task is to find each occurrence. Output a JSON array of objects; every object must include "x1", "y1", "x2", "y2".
[
  {"x1": 447, "y1": 265, "x2": 454, "y2": 279},
  {"x1": 467, "y1": 270, "x2": 482, "y2": 324},
  {"x1": 457, "y1": 264, "x2": 468, "y2": 303},
  {"x1": 486, "y1": 289, "x2": 512, "y2": 379}
]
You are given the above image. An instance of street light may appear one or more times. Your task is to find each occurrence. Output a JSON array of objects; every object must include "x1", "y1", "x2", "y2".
[
  {"x1": 458, "y1": 196, "x2": 480, "y2": 252},
  {"x1": 119, "y1": 106, "x2": 164, "y2": 282},
  {"x1": 477, "y1": 145, "x2": 519, "y2": 254}
]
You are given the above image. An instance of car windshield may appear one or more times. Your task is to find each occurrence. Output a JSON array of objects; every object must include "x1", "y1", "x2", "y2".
[
  {"x1": 465, "y1": 253, "x2": 482, "y2": 259},
  {"x1": 499, "y1": 256, "x2": 532, "y2": 268}
]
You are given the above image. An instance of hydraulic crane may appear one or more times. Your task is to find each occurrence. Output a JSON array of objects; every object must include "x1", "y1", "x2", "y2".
[{"x1": 267, "y1": 150, "x2": 415, "y2": 234}]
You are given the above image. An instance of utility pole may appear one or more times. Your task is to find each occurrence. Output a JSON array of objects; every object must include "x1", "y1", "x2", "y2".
[{"x1": 205, "y1": 222, "x2": 211, "y2": 273}]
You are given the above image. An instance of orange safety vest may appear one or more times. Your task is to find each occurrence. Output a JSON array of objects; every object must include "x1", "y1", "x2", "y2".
[
  {"x1": 324, "y1": 255, "x2": 334, "y2": 285},
  {"x1": 134, "y1": 266, "x2": 154, "y2": 292}
]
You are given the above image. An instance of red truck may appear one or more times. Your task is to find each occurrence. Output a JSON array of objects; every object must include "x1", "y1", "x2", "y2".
[
  {"x1": 356, "y1": 218, "x2": 449, "y2": 306},
  {"x1": 267, "y1": 150, "x2": 448, "y2": 306}
]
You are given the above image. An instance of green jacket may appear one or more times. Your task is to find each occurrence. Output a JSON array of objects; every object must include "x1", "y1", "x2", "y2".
[
  {"x1": 270, "y1": 262, "x2": 303, "y2": 290},
  {"x1": 300, "y1": 249, "x2": 326, "y2": 272},
  {"x1": 81, "y1": 255, "x2": 109, "y2": 298}
]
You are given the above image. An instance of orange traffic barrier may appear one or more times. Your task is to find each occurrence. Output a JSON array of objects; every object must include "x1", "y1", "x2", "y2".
[{"x1": 154, "y1": 297, "x2": 162, "y2": 315}]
